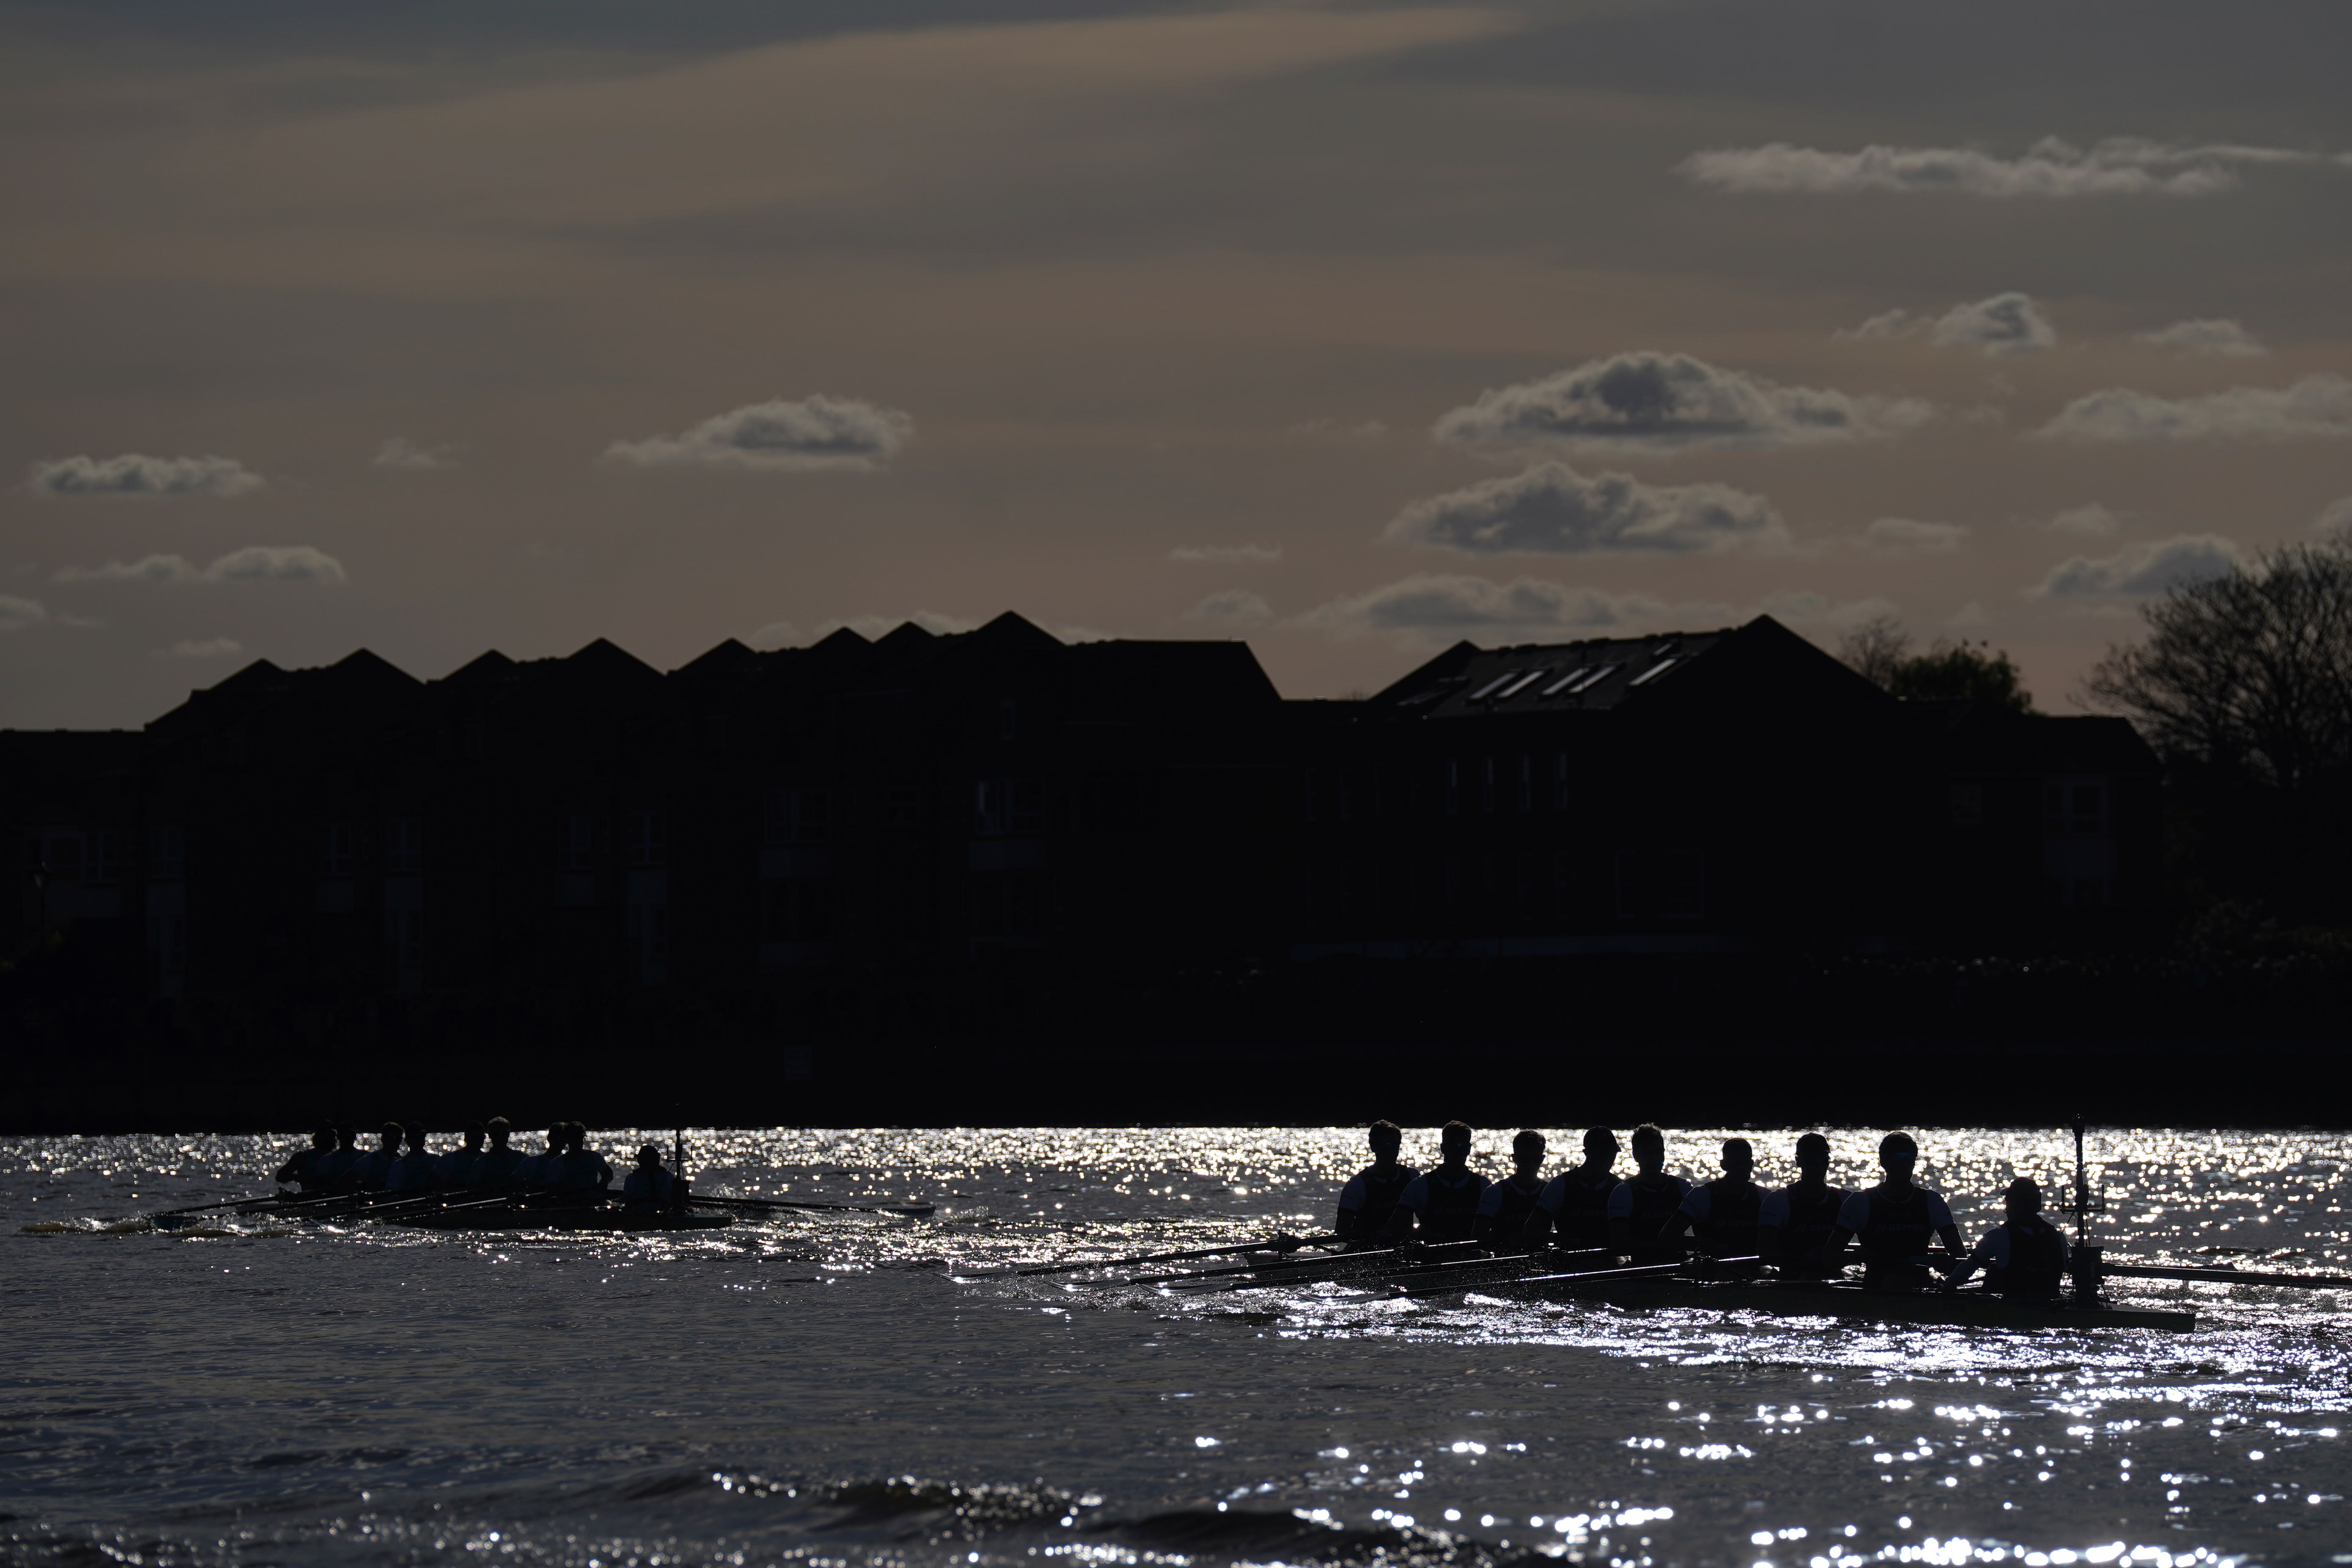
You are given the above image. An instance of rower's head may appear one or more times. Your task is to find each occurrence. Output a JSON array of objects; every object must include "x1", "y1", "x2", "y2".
[
  {"x1": 545, "y1": 1123, "x2": 564, "y2": 1153},
  {"x1": 1720, "y1": 1137, "x2": 1754, "y2": 1181},
  {"x1": 1878, "y1": 1131, "x2": 1919, "y2": 1180},
  {"x1": 637, "y1": 1143, "x2": 664, "y2": 1170},
  {"x1": 1511, "y1": 1128, "x2": 1546, "y2": 1177},
  {"x1": 1631, "y1": 1123, "x2": 1664, "y2": 1173},
  {"x1": 1582, "y1": 1127, "x2": 1620, "y2": 1170},
  {"x1": 462, "y1": 1121, "x2": 486, "y2": 1152},
  {"x1": 566, "y1": 1122, "x2": 588, "y2": 1153},
  {"x1": 2004, "y1": 1176, "x2": 2044, "y2": 1216},
  {"x1": 311, "y1": 1126, "x2": 335, "y2": 1152},
  {"x1": 1439, "y1": 1120, "x2": 1473, "y2": 1166},
  {"x1": 1794, "y1": 1132, "x2": 1831, "y2": 1179},
  {"x1": 337, "y1": 1125, "x2": 358, "y2": 1151},
  {"x1": 1368, "y1": 1120, "x2": 1403, "y2": 1161},
  {"x1": 378, "y1": 1122, "x2": 402, "y2": 1153},
  {"x1": 404, "y1": 1121, "x2": 427, "y2": 1155},
  {"x1": 487, "y1": 1117, "x2": 511, "y2": 1150}
]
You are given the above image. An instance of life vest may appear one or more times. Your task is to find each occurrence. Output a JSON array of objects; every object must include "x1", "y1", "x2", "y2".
[
  {"x1": 1414, "y1": 1168, "x2": 1489, "y2": 1243},
  {"x1": 1342, "y1": 1162, "x2": 1418, "y2": 1239},
  {"x1": 1857, "y1": 1184, "x2": 1939, "y2": 1285},
  {"x1": 1486, "y1": 1175, "x2": 1544, "y2": 1240},
  {"x1": 1619, "y1": 1175, "x2": 1687, "y2": 1250},
  {"x1": 1987, "y1": 1215, "x2": 2067, "y2": 1298},
  {"x1": 1693, "y1": 1177, "x2": 1762, "y2": 1255},
  {"x1": 1772, "y1": 1180, "x2": 1846, "y2": 1258},
  {"x1": 1552, "y1": 1166, "x2": 1617, "y2": 1248}
]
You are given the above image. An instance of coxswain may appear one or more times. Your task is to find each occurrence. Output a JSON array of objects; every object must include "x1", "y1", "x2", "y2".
[
  {"x1": 275, "y1": 1126, "x2": 336, "y2": 1193},
  {"x1": 468, "y1": 1117, "x2": 530, "y2": 1189},
  {"x1": 1607, "y1": 1124, "x2": 1691, "y2": 1261},
  {"x1": 1660, "y1": 1137, "x2": 1764, "y2": 1259},
  {"x1": 1523, "y1": 1128, "x2": 1620, "y2": 1253},
  {"x1": 1334, "y1": 1121, "x2": 1417, "y2": 1247},
  {"x1": 315, "y1": 1125, "x2": 362, "y2": 1192},
  {"x1": 1387, "y1": 1121, "x2": 1489, "y2": 1244},
  {"x1": 388, "y1": 1123, "x2": 442, "y2": 1194},
  {"x1": 353, "y1": 1123, "x2": 403, "y2": 1193},
  {"x1": 442, "y1": 1122, "x2": 487, "y2": 1189},
  {"x1": 622, "y1": 1144, "x2": 681, "y2": 1213},
  {"x1": 1757, "y1": 1133, "x2": 1847, "y2": 1273},
  {"x1": 1475, "y1": 1130, "x2": 1548, "y2": 1249},
  {"x1": 1821, "y1": 1131, "x2": 1963, "y2": 1289},
  {"x1": 1943, "y1": 1177, "x2": 2069, "y2": 1298}
]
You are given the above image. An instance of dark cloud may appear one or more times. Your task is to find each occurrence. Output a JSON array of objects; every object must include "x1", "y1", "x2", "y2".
[
  {"x1": 1678, "y1": 137, "x2": 2340, "y2": 198},
  {"x1": 2035, "y1": 534, "x2": 2240, "y2": 596},
  {"x1": 1291, "y1": 573, "x2": 1691, "y2": 639},
  {"x1": 1184, "y1": 588, "x2": 1271, "y2": 628},
  {"x1": 604, "y1": 395, "x2": 914, "y2": 471},
  {"x1": 1432, "y1": 352, "x2": 1931, "y2": 455},
  {"x1": 28, "y1": 453, "x2": 267, "y2": 497},
  {"x1": 1842, "y1": 292, "x2": 2054, "y2": 354},
  {"x1": 2035, "y1": 374, "x2": 2352, "y2": 442},
  {"x1": 1860, "y1": 517, "x2": 1967, "y2": 553},
  {"x1": 373, "y1": 437, "x2": 456, "y2": 469},
  {"x1": 54, "y1": 546, "x2": 348, "y2": 585},
  {"x1": 1386, "y1": 462, "x2": 1787, "y2": 555}
]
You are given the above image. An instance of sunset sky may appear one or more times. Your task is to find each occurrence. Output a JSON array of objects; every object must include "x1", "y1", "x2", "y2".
[{"x1": 5, "y1": 0, "x2": 2349, "y2": 727}]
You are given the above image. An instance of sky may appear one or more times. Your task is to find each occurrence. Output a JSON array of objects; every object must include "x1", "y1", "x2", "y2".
[{"x1": 4, "y1": 0, "x2": 2350, "y2": 727}]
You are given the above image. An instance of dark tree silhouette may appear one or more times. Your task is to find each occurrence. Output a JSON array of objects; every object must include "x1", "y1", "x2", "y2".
[{"x1": 1837, "y1": 616, "x2": 2033, "y2": 711}]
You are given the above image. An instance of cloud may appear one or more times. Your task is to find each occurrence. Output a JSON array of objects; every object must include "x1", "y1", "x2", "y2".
[
  {"x1": 2035, "y1": 535, "x2": 2242, "y2": 598},
  {"x1": 162, "y1": 638, "x2": 245, "y2": 660},
  {"x1": 1290, "y1": 574, "x2": 1710, "y2": 640},
  {"x1": 1387, "y1": 462, "x2": 1787, "y2": 555},
  {"x1": 1861, "y1": 517, "x2": 1968, "y2": 553},
  {"x1": 373, "y1": 437, "x2": 455, "y2": 469},
  {"x1": 747, "y1": 620, "x2": 800, "y2": 649},
  {"x1": 1169, "y1": 543, "x2": 1283, "y2": 563},
  {"x1": 54, "y1": 546, "x2": 347, "y2": 585},
  {"x1": 0, "y1": 595, "x2": 49, "y2": 633},
  {"x1": 2137, "y1": 319, "x2": 2267, "y2": 357},
  {"x1": 1754, "y1": 591, "x2": 1902, "y2": 628},
  {"x1": 28, "y1": 454, "x2": 266, "y2": 498},
  {"x1": 1678, "y1": 136, "x2": 2337, "y2": 198},
  {"x1": 2043, "y1": 504, "x2": 2124, "y2": 538},
  {"x1": 1433, "y1": 351, "x2": 1931, "y2": 456},
  {"x1": 603, "y1": 395, "x2": 913, "y2": 471},
  {"x1": 2035, "y1": 374, "x2": 2352, "y2": 443},
  {"x1": 2314, "y1": 497, "x2": 2352, "y2": 539},
  {"x1": 1185, "y1": 589, "x2": 1272, "y2": 628},
  {"x1": 1840, "y1": 292, "x2": 2054, "y2": 356}
]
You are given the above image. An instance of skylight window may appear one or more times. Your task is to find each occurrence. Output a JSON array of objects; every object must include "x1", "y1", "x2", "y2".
[
  {"x1": 1540, "y1": 666, "x2": 1592, "y2": 697},
  {"x1": 1629, "y1": 657, "x2": 1678, "y2": 688},
  {"x1": 1468, "y1": 671, "x2": 1522, "y2": 701},
  {"x1": 1569, "y1": 664, "x2": 1620, "y2": 694},
  {"x1": 1495, "y1": 669, "x2": 1549, "y2": 700}
]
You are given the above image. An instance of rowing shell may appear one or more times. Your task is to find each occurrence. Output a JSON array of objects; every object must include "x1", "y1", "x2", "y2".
[
  {"x1": 390, "y1": 1206, "x2": 735, "y2": 1234},
  {"x1": 1401, "y1": 1267, "x2": 2195, "y2": 1332}
]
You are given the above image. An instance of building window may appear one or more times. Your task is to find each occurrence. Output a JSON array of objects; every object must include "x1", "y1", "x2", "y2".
[
  {"x1": 1951, "y1": 783, "x2": 1984, "y2": 828},
  {"x1": 150, "y1": 824, "x2": 185, "y2": 881},
  {"x1": 87, "y1": 833, "x2": 121, "y2": 885},
  {"x1": 386, "y1": 819, "x2": 423, "y2": 875},
  {"x1": 884, "y1": 784, "x2": 922, "y2": 826},
  {"x1": 325, "y1": 823, "x2": 357, "y2": 877},
  {"x1": 562, "y1": 814, "x2": 600, "y2": 871},
  {"x1": 973, "y1": 779, "x2": 1044, "y2": 836},
  {"x1": 2045, "y1": 780, "x2": 2108, "y2": 838},
  {"x1": 627, "y1": 811, "x2": 665, "y2": 866},
  {"x1": 971, "y1": 870, "x2": 1044, "y2": 939}
]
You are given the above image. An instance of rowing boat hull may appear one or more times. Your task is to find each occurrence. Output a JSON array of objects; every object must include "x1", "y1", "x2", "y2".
[
  {"x1": 391, "y1": 1209, "x2": 735, "y2": 1233},
  {"x1": 1461, "y1": 1273, "x2": 2193, "y2": 1332}
]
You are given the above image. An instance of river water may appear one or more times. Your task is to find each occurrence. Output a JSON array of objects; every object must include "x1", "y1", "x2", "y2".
[{"x1": 4, "y1": 1128, "x2": 2349, "y2": 1568}]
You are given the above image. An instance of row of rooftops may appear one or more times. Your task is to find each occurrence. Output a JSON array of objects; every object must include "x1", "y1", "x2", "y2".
[{"x1": 1370, "y1": 628, "x2": 1740, "y2": 718}]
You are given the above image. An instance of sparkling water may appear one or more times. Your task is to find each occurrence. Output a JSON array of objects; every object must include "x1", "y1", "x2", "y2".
[{"x1": 5, "y1": 1128, "x2": 2348, "y2": 1567}]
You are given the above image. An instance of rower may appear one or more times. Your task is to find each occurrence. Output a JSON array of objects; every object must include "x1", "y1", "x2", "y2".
[
  {"x1": 520, "y1": 1122, "x2": 566, "y2": 1190},
  {"x1": 1821, "y1": 1131, "x2": 1964, "y2": 1289},
  {"x1": 315, "y1": 1125, "x2": 362, "y2": 1192},
  {"x1": 353, "y1": 1123, "x2": 404, "y2": 1193},
  {"x1": 1475, "y1": 1130, "x2": 1548, "y2": 1249},
  {"x1": 1757, "y1": 1133, "x2": 1848, "y2": 1274},
  {"x1": 1607, "y1": 1124, "x2": 1691, "y2": 1261},
  {"x1": 275, "y1": 1127, "x2": 335, "y2": 1193},
  {"x1": 1387, "y1": 1121, "x2": 1489, "y2": 1245},
  {"x1": 389, "y1": 1123, "x2": 443, "y2": 1194},
  {"x1": 1659, "y1": 1138, "x2": 1763, "y2": 1259},
  {"x1": 468, "y1": 1117, "x2": 529, "y2": 1189},
  {"x1": 1943, "y1": 1177, "x2": 2068, "y2": 1298},
  {"x1": 1523, "y1": 1128, "x2": 1620, "y2": 1252},
  {"x1": 1334, "y1": 1121, "x2": 1418, "y2": 1248},
  {"x1": 443, "y1": 1122, "x2": 487, "y2": 1189},
  {"x1": 546, "y1": 1123, "x2": 615, "y2": 1200},
  {"x1": 623, "y1": 1144, "x2": 680, "y2": 1213}
]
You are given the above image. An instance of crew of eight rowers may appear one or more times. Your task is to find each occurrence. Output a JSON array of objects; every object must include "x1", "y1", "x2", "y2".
[
  {"x1": 1334, "y1": 1121, "x2": 2068, "y2": 1298},
  {"x1": 272, "y1": 1119, "x2": 684, "y2": 1210}
]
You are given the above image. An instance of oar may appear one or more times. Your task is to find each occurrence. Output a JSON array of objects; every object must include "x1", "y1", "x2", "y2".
[
  {"x1": 152, "y1": 1192, "x2": 294, "y2": 1220},
  {"x1": 691, "y1": 1194, "x2": 935, "y2": 1218},
  {"x1": 1393, "y1": 1256, "x2": 1692, "y2": 1301},
  {"x1": 2102, "y1": 1262, "x2": 2352, "y2": 1290},
  {"x1": 1004, "y1": 1233, "x2": 1341, "y2": 1279},
  {"x1": 1139, "y1": 1237, "x2": 1496, "y2": 1288}
]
